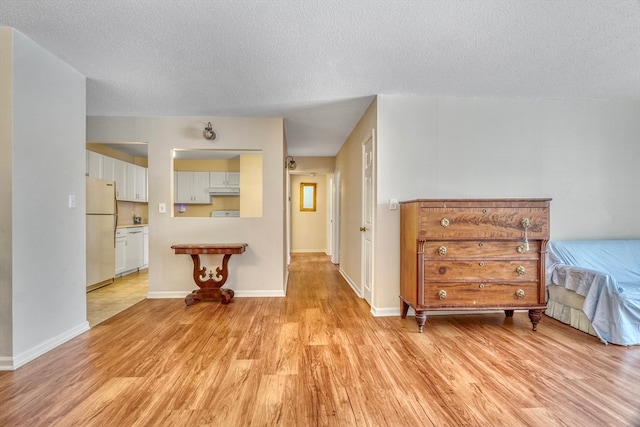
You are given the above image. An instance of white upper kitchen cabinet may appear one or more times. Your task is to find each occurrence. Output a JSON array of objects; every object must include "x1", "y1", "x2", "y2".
[
  {"x1": 126, "y1": 163, "x2": 147, "y2": 202},
  {"x1": 174, "y1": 171, "x2": 211, "y2": 204},
  {"x1": 86, "y1": 150, "x2": 103, "y2": 178},
  {"x1": 103, "y1": 156, "x2": 128, "y2": 200},
  {"x1": 209, "y1": 171, "x2": 240, "y2": 189}
]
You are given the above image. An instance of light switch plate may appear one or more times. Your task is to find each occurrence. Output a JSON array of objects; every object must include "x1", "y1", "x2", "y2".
[
  {"x1": 158, "y1": 202, "x2": 166, "y2": 213},
  {"x1": 68, "y1": 194, "x2": 76, "y2": 208},
  {"x1": 389, "y1": 198, "x2": 399, "y2": 210}
]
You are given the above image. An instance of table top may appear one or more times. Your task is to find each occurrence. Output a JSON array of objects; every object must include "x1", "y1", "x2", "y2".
[{"x1": 171, "y1": 243, "x2": 248, "y2": 255}]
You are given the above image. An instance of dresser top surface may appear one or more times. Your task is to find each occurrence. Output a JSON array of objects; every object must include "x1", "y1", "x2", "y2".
[{"x1": 401, "y1": 198, "x2": 551, "y2": 207}]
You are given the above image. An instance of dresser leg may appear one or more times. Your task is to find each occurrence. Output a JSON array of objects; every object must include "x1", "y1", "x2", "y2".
[
  {"x1": 415, "y1": 310, "x2": 427, "y2": 333},
  {"x1": 504, "y1": 310, "x2": 514, "y2": 317},
  {"x1": 400, "y1": 299, "x2": 410, "y2": 318},
  {"x1": 528, "y1": 309, "x2": 543, "y2": 331}
]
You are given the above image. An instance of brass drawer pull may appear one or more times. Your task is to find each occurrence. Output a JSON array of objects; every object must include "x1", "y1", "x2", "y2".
[
  {"x1": 440, "y1": 218, "x2": 450, "y2": 227},
  {"x1": 478, "y1": 242, "x2": 484, "y2": 248},
  {"x1": 517, "y1": 244, "x2": 526, "y2": 253},
  {"x1": 479, "y1": 261, "x2": 485, "y2": 267},
  {"x1": 516, "y1": 265, "x2": 526, "y2": 276},
  {"x1": 516, "y1": 289, "x2": 525, "y2": 299},
  {"x1": 438, "y1": 289, "x2": 447, "y2": 300},
  {"x1": 479, "y1": 283, "x2": 485, "y2": 289},
  {"x1": 521, "y1": 218, "x2": 531, "y2": 229},
  {"x1": 438, "y1": 245, "x2": 447, "y2": 256}
]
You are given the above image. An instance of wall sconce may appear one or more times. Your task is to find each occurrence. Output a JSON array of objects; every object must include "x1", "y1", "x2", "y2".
[
  {"x1": 203, "y1": 122, "x2": 216, "y2": 140},
  {"x1": 285, "y1": 156, "x2": 297, "y2": 170}
]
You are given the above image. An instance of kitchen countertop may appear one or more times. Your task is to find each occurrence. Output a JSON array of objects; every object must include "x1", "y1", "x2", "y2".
[{"x1": 117, "y1": 224, "x2": 148, "y2": 229}]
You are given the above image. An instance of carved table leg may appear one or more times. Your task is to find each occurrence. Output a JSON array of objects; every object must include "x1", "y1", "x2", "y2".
[
  {"x1": 415, "y1": 310, "x2": 427, "y2": 333},
  {"x1": 185, "y1": 291, "x2": 200, "y2": 306},
  {"x1": 528, "y1": 309, "x2": 543, "y2": 331},
  {"x1": 504, "y1": 310, "x2": 514, "y2": 317},
  {"x1": 184, "y1": 253, "x2": 236, "y2": 305},
  {"x1": 220, "y1": 289, "x2": 235, "y2": 305}
]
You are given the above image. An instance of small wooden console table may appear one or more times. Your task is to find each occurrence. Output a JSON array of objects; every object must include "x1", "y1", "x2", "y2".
[{"x1": 170, "y1": 243, "x2": 248, "y2": 306}]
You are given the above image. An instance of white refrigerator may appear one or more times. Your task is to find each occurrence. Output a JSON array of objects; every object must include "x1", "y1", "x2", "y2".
[{"x1": 86, "y1": 177, "x2": 118, "y2": 290}]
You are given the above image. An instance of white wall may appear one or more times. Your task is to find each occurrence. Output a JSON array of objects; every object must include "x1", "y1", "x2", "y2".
[
  {"x1": 0, "y1": 28, "x2": 88, "y2": 369},
  {"x1": 87, "y1": 116, "x2": 287, "y2": 298},
  {"x1": 374, "y1": 95, "x2": 640, "y2": 312}
]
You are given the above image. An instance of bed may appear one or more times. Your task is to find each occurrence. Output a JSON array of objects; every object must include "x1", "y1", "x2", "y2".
[{"x1": 545, "y1": 240, "x2": 640, "y2": 346}]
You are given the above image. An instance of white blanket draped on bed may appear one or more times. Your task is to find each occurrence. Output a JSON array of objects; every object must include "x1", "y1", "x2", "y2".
[{"x1": 546, "y1": 240, "x2": 640, "y2": 346}]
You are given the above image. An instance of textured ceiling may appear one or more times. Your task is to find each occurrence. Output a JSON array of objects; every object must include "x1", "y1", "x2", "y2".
[{"x1": 1, "y1": 1, "x2": 639, "y2": 156}]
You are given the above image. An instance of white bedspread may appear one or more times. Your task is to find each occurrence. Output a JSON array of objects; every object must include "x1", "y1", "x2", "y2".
[{"x1": 546, "y1": 240, "x2": 640, "y2": 346}]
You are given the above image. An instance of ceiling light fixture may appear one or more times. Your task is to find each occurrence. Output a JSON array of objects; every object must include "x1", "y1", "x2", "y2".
[
  {"x1": 285, "y1": 156, "x2": 297, "y2": 170},
  {"x1": 203, "y1": 122, "x2": 216, "y2": 140}
]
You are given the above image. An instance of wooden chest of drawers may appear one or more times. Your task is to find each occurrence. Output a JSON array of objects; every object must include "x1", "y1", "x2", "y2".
[{"x1": 400, "y1": 199, "x2": 551, "y2": 332}]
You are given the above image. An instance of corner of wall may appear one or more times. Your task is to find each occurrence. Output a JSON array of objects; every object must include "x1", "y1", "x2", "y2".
[{"x1": 0, "y1": 26, "x2": 14, "y2": 363}]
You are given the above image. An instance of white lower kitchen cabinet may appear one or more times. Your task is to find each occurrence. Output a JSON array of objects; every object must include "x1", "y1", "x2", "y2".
[
  {"x1": 115, "y1": 226, "x2": 148, "y2": 277},
  {"x1": 115, "y1": 229, "x2": 127, "y2": 275}
]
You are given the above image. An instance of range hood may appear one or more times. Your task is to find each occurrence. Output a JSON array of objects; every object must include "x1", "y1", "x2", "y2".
[{"x1": 208, "y1": 187, "x2": 240, "y2": 196}]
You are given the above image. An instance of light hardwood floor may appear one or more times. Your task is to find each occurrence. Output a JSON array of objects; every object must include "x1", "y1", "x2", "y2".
[
  {"x1": 1, "y1": 253, "x2": 639, "y2": 426},
  {"x1": 87, "y1": 269, "x2": 149, "y2": 327}
]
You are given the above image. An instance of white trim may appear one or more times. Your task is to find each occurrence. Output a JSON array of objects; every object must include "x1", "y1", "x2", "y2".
[
  {"x1": 339, "y1": 267, "x2": 362, "y2": 298},
  {"x1": 147, "y1": 291, "x2": 189, "y2": 299},
  {"x1": 0, "y1": 357, "x2": 15, "y2": 371},
  {"x1": 331, "y1": 171, "x2": 341, "y2": 264},
  {"x1": 283, "y1": 268, "x2": 289, "y2": 295},
  {"x1": 290, "y1": 249, "x2": 329, "y2": 254},
  {"x1": 234, "y1": 290, "x2": 286, "y2": 298},
  {"x1": 370, "y1": 306, "x2": 399, "y2": 317},
  {"x1": 11, "y1": 322, "x2": 90, "y2": 370},
  {"x1": 147, "y1": 290, "x2": 286, "y2": 299}
]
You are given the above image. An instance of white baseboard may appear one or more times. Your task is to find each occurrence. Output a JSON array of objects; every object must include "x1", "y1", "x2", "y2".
[
  {"x1": 147, "y1": 289, "x2": 286, "y2": 299},
  {"x1": 339, "y1": 268, "x2": 362, "y2": 298},
  {"x1": 0, "y1": 356, "x2": 14, "y2": 371},
  {"x1": 147, "y1": 291, "x2": 190, "y2": 299},
  {"x1": 10, "y1": 321, "x2": 90, "y2": 370},
  {"x1": 371, "y1": 306, "x2": 401, "y2": 317},
  {"x1": 234, "y1": 290, "x2": 286, "y2": 297}
]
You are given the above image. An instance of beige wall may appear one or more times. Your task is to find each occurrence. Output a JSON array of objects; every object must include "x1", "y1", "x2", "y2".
[
  {"x1": 87, "y1": 116, "x2": 286, "y2": 297},
  {"x1": 240, "y1": 154, "x2": 263, "y2": 218},
  {"x1": 290, "y1": 174, "x2": 328, "y2": 253},
  {"x1": 334, "y1": 98, "x2": 378, "y2": 294}
]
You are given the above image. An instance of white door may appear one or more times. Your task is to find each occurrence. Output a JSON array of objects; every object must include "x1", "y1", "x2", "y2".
[
  {"x1": 331, "y1": 171, "x2": 341, "y2": 264},
  {"x1": 362, "y1": 131, "x2": 374, "y2": 305}
]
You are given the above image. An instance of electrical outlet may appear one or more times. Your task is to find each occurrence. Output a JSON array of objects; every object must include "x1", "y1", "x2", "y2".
[{"x1": 68, "y1": 194, "x2": 76, "y2": 208}]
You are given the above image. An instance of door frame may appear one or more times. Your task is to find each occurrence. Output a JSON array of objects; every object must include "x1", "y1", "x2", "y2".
[
  {"x1": 331, "y1": 171, "x2": 340, "y2": 264},
  {"x1": 361, "y1": 129, "x2": 375, "y2": 306}
]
